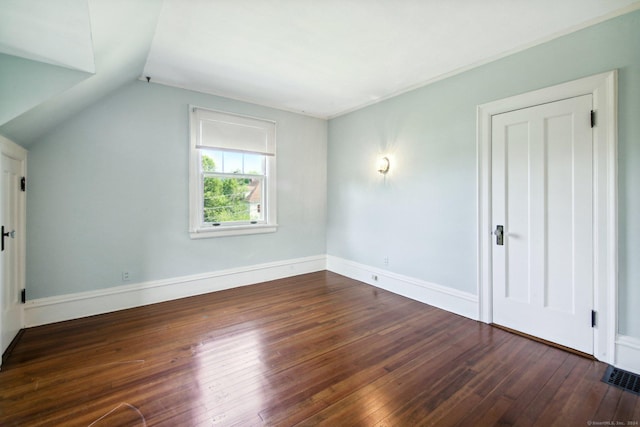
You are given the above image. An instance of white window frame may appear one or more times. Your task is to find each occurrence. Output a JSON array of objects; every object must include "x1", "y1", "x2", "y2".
[{"x1": 189, "y1": 106, "x2": 277, "y2": 238}]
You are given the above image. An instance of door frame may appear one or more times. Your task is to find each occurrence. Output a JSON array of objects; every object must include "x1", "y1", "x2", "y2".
[
  {"x1": 476, "y1": 70, "x2": 617, "y2": 363},
  {"x1": 0, "y1": 135, "x2": 27, "y2": 361}
]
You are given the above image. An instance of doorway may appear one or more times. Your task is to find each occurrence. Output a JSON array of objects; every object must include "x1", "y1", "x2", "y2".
[
  {"x1": 477, "y1": 71, "x2": 617, "y2": 363},
  {"x1": 0, "y1": 136, "x2": 26, "y2": 368}
]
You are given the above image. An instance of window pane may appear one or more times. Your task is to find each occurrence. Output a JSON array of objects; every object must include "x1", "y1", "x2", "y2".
[
  {"x1": 222, "y1": 151, "x2": 243, "y2": 173},
  {"x1": 201, "y1": 150, "x2": 222, "y2": 172},
  {"x1": 203, "y1": 176, "x2": 264, "y2": 223},
  {"x1": 200, "y1": 149, "x2": 265, "y2": 175},
  {"x1": 243, "y1": 152, "x2": 265, "y2": 174}
]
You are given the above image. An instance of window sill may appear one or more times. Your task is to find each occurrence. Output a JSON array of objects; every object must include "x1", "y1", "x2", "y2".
[{"x1": 190, "y1": 224, "x2": 278, "y2": 239}]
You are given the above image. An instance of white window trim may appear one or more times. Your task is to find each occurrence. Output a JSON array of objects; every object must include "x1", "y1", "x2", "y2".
[{"x1": 189, "y1": 106, "x2": 277, "y2": 238}]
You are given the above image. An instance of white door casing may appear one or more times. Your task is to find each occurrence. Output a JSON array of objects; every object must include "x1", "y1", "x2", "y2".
[
  {"x1": 0, "y1": 135, "x2": 26, "y2": 363},
  {"x1": 491, "y1": 95, "x2": 593, "y2": 354},
  {"x1": 477, "y1": 71, "x2": 617, "y2": 363}
]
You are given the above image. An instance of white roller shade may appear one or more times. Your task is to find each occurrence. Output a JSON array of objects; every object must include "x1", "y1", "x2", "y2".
[{"x1": 193, "y1": 108, "x2": 276, "y2": 156}]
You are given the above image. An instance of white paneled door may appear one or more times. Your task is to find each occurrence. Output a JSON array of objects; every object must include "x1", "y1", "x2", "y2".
[
  {"x1": 1, "y1": 152, "x2": 24, "y2": 358},
  {"x1": 491, "y1": 94, "x2": 594, "y2": 354}
]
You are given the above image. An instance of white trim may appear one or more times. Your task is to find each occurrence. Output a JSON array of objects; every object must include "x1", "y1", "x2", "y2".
[
  {"x1": 24, "y1": 255, "x2": 326, "y2": 327},
  {"x1": 615, "y1": 335, "x2": 640, "y2": 375},
  {"x1": 327, "y1": 255, "x2": 478, "y2": 320},
  {"x1": 477, "y1": 70, "x2": 618, "y2": 364},
  {"x1": 25, "y1": 249, "x2": 635, "y2": 371},
  {"x1": 0, "y1": 135, "x2": 28, "y2": 160},
  {"x1": 190, "y1": 224, "x2": 277, "y2": 239},
  {"x1": 25, "y1": 254, "x2": 479, "y2": 329}
]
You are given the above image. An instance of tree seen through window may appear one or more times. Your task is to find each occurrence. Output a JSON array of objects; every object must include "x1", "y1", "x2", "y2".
[{"x1": 202, "y1": 154, "x2": 261, "y2": 223}]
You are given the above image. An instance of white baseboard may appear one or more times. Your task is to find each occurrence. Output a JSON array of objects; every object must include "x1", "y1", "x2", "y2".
[
  {"x1": 24, "y1": 254, "x2": 479, "y2": 327},
  {"x1": 615, "y1": 335, "x2": 640, "y2": 375},
  {"x1": 326, "y1": 255, "x2": 478, "y2": 320},
  {"x1": 24, "y1": 255, "x2": 327, "y2": 327},
  {"x1": 24, "y1": 251, "x2": 636, "y2": 374}
]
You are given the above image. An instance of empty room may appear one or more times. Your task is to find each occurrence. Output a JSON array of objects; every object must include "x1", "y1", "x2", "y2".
[{"x1": 1, "y1": 0, "x2": 640, "y2": 425}]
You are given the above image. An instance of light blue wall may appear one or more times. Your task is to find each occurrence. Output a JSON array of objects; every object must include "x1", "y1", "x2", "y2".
[
  {"x1": 327, "y1": 10, "x2": 640, "y2": 338},
  {"x1": 27, "y1": 81, "x2": 327, "y2": 298}
]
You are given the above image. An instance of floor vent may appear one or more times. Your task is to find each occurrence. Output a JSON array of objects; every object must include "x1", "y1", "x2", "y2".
[{"x1": 602, "y1": 365, "x2": 640, "y2": 396}]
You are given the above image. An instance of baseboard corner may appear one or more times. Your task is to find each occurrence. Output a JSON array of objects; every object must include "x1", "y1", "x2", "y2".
[{"x1": 326, "y1": 255, "x2": 478, "y2": 321}]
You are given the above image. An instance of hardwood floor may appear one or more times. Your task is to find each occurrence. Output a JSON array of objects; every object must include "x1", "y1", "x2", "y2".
[{"x1": 1, "y1": 271, "x2": 638, "y2": 426}]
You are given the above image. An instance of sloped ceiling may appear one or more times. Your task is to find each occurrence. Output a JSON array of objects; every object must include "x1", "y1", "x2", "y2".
[
  {"x1": 0, "y1": 0, "x2": 94, "y2": 126},
  {"x1": 0, "y1": 0, "x2": 164, "y2": 146},
  {"x1": 0, "y1": 0, "x2": 94, "y2": 72},
  {"x1": 0, "y1": 53, "x2": 91, "y2": 125},
  {"x1": 1, "y1": 0, "x2": 640, "y2": 146}
]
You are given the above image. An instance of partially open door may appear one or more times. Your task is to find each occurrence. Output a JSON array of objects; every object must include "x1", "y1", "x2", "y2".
[{"x1": 0, "y1": 137, "x2": 26, "y2": 368}]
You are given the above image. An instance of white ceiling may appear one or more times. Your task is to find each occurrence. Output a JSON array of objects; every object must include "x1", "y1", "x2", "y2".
[
  {"x1": 0, "y1": 0, "x2": 94, "y2": 72},
  {"x1": 143, "y1": 0, "x2": 640, "y2": 118},
  {"x1": 1, "y1": 0, "x2": 639, "y2": 146}
]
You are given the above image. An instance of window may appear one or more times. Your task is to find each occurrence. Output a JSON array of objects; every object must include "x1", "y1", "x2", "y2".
[{"x1": 189, "y1": 107, "x2": 277, "y2": 238}]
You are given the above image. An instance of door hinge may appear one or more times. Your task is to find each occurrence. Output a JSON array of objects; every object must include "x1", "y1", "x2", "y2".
[
  {"x1": 20, "y1": 177, "x2": 26, "y2": 192},
  {"x1": 591, "y1": 310, "x2": 597, "y2": 328},
  {"x1": 21, "y1": 289, "x2": 26, "y2": 304},
  {"x1": 590, "y1": 110, "x2": 596, "y2": 128}
]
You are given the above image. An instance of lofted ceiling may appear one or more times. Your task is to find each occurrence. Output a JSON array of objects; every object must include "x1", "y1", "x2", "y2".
[{"x1": 1, "y1": 0, "x2": 640, "y2": 145}]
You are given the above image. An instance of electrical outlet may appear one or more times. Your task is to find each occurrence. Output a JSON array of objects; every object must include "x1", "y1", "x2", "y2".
[
  {"x1": 122, "y1": 271, "x2": 130, "y2": 282},
  {"x1": 383, "y1": 257, "x2": 389, "y2": 267}
]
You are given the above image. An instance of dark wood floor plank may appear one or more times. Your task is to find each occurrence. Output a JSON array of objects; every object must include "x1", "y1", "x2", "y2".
[
  {"x1": 613, "y1": 389, "x2": 638, "y2": 425},
  {"x1": 295, "y1": 316, "x2": 483, "y2": 426},
  {"x1": 594, "y1": 386, "x2": 623, "y2": 422},
  {"x1": 560, "y1": 361, "x2": 612, "y2": 424},
  {"x1": 1, "y1": 271, "x2": 637, "y2": 426},
  {"x1": 452, "y1": 340, "x2": 551, "y2": 426},
  {"x1": 532, "y1": 356, "x2": 592, "y2": 426},
  {"x1": 288, "y1": 315, "x2": 471, "y2": 425},
  {"x1": 633, "y1": 398, "x2": 640, "y2": 424},
  {"x1": 514, "y1": 352, "x2": 581, "y2": 426},
  {"x1": 403, "y1": 331, "x2": 521, "y2": 426},
  {"x1": 496, "y1": 347, "x2": 570, "y2": 424}
]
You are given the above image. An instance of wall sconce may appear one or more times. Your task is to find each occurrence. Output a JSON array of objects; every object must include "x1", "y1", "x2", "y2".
[{"x1": 377, "y1": 156, "x2": 390, "y2": 174}]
